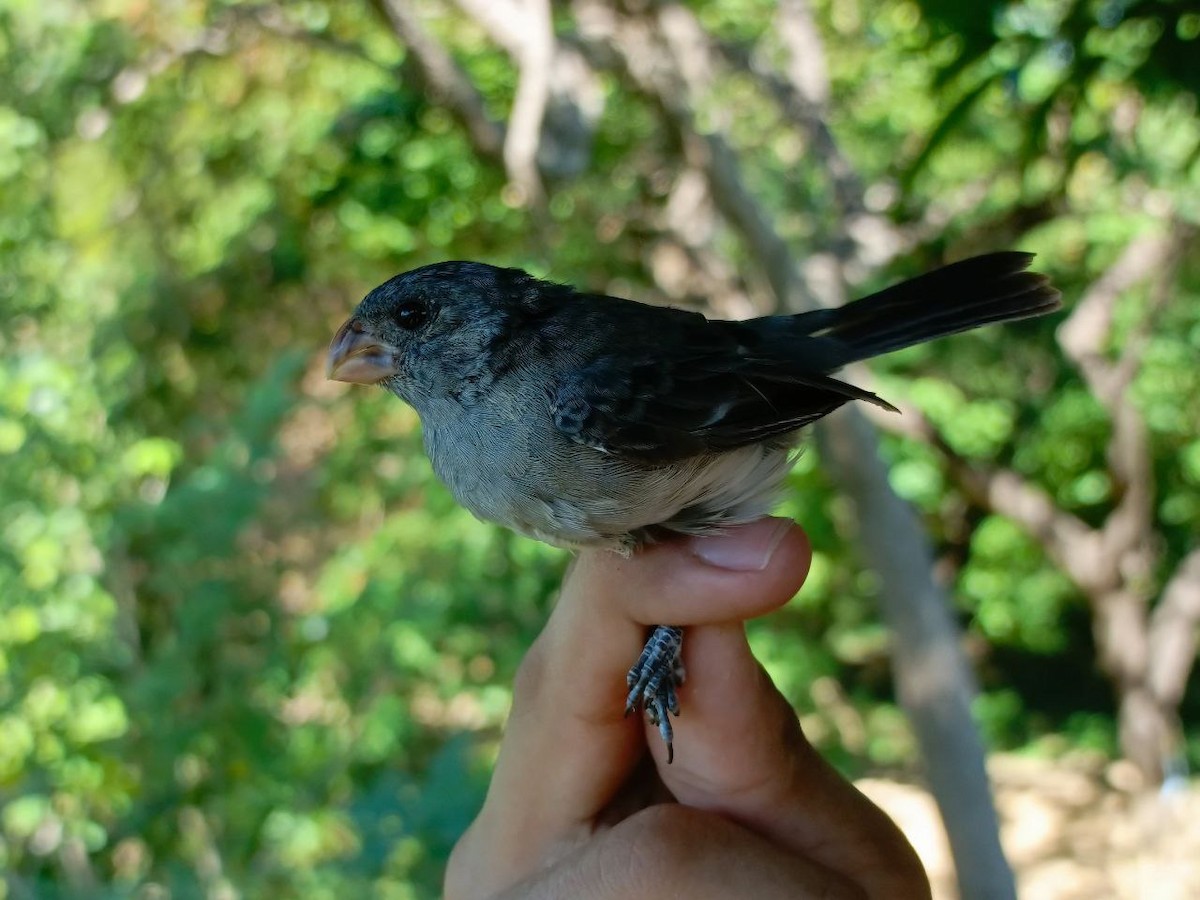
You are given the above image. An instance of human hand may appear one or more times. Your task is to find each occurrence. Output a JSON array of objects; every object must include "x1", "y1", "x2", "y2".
[{"x1": 445, "y1": 518, "x2": 930, "y2": 898}]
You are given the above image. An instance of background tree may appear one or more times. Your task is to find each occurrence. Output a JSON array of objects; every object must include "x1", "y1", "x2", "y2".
[{"x1": 1, "y1": 0, "x2": 1196, "y2": 897}]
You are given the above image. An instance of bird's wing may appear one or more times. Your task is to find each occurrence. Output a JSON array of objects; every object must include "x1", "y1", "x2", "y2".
[{"x1": 548, "y1": 317, "x2": 895, "y2": 463}]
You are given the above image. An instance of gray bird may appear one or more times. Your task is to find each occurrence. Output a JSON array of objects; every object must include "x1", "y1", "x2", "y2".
[{"x1": 327, "y1": 252, "x2": 1060, "y2": 761}]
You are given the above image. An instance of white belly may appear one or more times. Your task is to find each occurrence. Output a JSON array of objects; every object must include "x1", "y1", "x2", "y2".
[{"x1": 425, "y1": 405, "x2": 796, "y2": 552}]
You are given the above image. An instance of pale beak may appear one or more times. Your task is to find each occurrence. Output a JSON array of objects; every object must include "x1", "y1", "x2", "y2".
[{"x1": 326, "y1": 318, "x2": 400, "y2": 384}]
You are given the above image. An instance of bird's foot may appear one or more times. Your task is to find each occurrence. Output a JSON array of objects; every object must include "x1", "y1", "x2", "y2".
[{"x1": 625, "y1": 625, "x2": 685, "y2": 763}]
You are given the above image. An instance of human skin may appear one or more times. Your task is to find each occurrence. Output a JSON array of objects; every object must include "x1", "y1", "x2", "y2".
[{"x1": 444, "y1": 518, "x2": 932, "y2": 899}]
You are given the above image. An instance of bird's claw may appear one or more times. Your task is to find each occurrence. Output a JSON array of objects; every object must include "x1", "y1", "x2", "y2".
[{"x1": 625, "y1": 625, "x2": 684, "y2": 763}]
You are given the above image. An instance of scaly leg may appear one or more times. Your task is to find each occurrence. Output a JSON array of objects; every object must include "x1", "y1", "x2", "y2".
[{"x1": 625, "y1": 625, "x2": 685, "y2": 763}]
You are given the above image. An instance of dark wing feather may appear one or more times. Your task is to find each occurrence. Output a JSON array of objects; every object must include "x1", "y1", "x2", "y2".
[
  {"x1": 545, "y1": 252, "x2": 1057, "y2": 463},
  {"x1": 549, "y1": 314, "x2": 894, "y2": 463}
]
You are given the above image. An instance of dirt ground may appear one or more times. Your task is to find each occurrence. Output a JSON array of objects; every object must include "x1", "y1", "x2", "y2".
[{"x1": 858, "y1": 754, "x2": 1200, "y2": 899}]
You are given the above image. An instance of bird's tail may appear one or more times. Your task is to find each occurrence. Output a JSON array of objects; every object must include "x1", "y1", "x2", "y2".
[{"x1": 797, "y1": 252, "x2": 1061, "y2": 368}]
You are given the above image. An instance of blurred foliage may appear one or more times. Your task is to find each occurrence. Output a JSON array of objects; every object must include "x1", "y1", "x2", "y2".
[{"x1": 1, "y1": 0, "x2": 1197, "y2": 896}]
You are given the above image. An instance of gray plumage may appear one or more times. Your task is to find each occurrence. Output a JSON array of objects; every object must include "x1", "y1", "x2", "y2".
[{"x1": 328, "y1": 253, "x2": 1059, "y2": 552}]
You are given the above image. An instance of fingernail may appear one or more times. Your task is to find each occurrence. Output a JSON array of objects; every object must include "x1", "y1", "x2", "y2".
[{"x1": 688, "y1": 518, "x2": 793, "y2": 572}]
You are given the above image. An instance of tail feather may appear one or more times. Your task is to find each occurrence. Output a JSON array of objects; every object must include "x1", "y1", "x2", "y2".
[{"x1": 809, "y1": 252, "x2": 1061, "y2": 366}]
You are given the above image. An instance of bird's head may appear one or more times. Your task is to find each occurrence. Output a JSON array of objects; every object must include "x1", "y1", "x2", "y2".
[{"x1": 327, "y1": 261, "x2": 554, "y2": 406}]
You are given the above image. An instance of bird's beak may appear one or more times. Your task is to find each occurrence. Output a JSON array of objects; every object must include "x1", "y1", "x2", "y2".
[{"x1": 326, "y1": 318, "x2": 400, "y2": 384}]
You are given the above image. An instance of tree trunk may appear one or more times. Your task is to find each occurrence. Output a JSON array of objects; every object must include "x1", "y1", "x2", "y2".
[{"x1": 820, "y1": 409, "x2": 1017, "y2": 900}]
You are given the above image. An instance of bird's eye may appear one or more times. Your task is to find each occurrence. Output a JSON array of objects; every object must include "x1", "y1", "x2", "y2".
[{"x1": 393, "y1": 300, "x2": 428, "y2": 330}]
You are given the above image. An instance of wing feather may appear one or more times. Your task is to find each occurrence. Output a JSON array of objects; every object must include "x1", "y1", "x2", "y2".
[{"x1": 548, "y1": 315, "x2": 894, "y2": 463}]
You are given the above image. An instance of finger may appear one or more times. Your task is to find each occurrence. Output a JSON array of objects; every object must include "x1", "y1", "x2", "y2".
[
  {"x1": 505, "y1": 518, "x2": 812, "y2": 815},
  {"x1": 584, "y1": 517, "x2": 809, "y2": 626},
  {"x1": 448, "y1": 519, "x2": 811, "y2": 897},
  {"x1": 657, "y1": 623, "x2": 929, "y2": 896},
  {"x1": 493, "y1": 805, "x2": 860, "y2": 900}
]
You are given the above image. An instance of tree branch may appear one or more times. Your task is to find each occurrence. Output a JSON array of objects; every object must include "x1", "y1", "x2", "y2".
[
  {"x1": 228, "y1": 4, "x2": 393, "y2": 71},
  {"x1": 501, "y1": 0, "x2": 553, "y2": 204},
  {"x1": 712, "y1": 2, "x2": 907, "y2": 275},
  {"x1": 865, "y1": 403, "x2": 1111, "y2": 593},
  {"x1": 453, "y1": 0, "x2": 602, "y2": 182},
  {"x1": 573, "y1": 0, "x2": 816, "y2": 310},
  {"x1": 450, "y1": 0, "x2": 527, "y2": 53},
  {"x1": 774, "y1": 0, "x2": 864, "y2": 220},
  {"x1": 371, "y1": 0, "x2": 506, "y2": 161},
  {"x1": 1148, "y1": 548, "x2": 1200, "y2": 708},
  {"x1": 1057, "y1": 234, "x2": 1173, "y2": 387}
]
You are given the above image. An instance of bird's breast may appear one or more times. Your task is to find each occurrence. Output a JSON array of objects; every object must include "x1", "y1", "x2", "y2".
[
  {"x1": 420, "y1": 399, "x2": 583, "y2": 542},
  {"x1": 421, "y1": 395, "x2": 798, "y2": 552}
]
